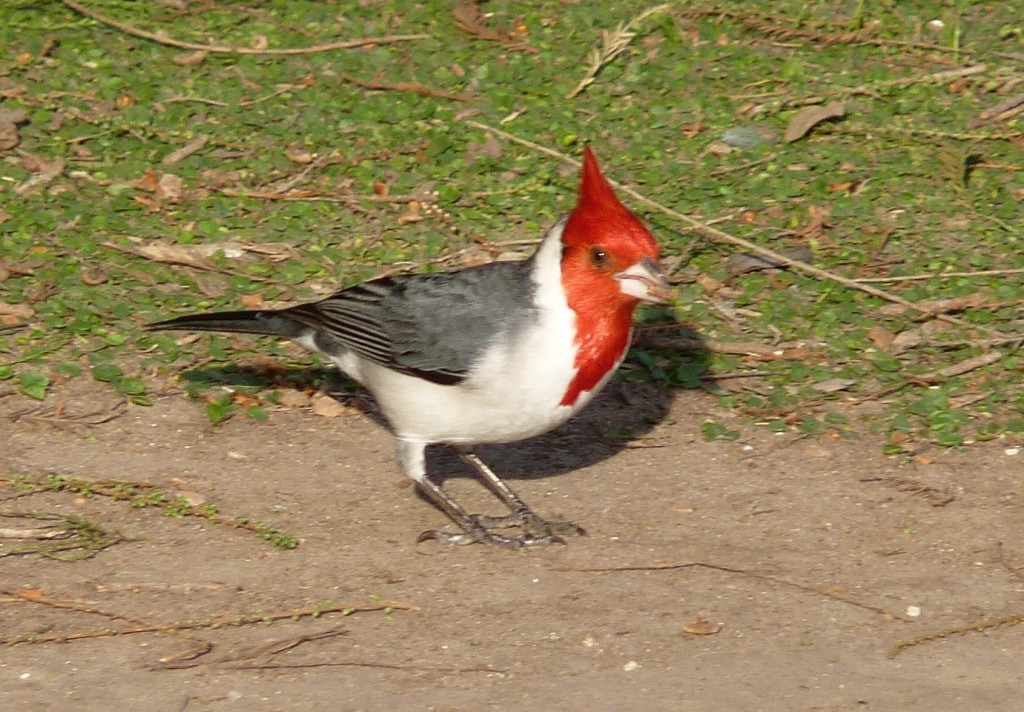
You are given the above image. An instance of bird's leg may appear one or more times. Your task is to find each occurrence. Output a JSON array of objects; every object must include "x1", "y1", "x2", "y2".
[
  {"x1": 397, "y1": 441, "x2": 549, "y2": 548},
  {"x1": 455, "y1": 449, "x2": 586, "y2": 540}
]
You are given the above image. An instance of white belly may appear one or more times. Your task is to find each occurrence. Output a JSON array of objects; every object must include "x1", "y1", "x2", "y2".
[{"x1": 329, "y1": 309, "x2": 612, "y2": 446}]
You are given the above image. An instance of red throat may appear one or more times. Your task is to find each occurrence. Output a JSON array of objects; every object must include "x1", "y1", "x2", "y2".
[
  {"x1": 558, "y1": 284, "x2": 635, "y2": 407},
  {"x1": 558, "y1": 147, "x2": 657, "y2": 407}
]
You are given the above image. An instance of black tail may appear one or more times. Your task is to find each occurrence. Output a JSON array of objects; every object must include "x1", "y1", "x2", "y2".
[{"x1": 147, "y1": 310, "x2": 308, "y2": 340}]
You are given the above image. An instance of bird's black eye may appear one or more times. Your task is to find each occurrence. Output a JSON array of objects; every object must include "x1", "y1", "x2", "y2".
[{"x1": 589, "y1": 247, "x2": 609, "y2": 268}]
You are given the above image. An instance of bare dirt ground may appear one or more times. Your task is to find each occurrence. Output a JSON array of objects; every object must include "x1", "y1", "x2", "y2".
[{"x1": 2, "y1": 376, "x2": 1023, "y2": 711}]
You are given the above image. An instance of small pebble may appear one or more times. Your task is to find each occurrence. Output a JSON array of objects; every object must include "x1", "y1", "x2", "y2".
[{"x1": 906, "y1": 605, "x2": 922, "y2": 618}]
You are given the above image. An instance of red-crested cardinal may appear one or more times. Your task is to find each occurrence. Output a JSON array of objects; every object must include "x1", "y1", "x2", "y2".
[{"x1": 150, "y1": 147, "x2": 671, "y2": 547}]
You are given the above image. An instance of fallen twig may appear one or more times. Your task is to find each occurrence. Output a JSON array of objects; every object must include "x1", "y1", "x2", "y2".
[
  {"x1": 968, "y1": 92, "x2": 1024, "y2": 128},
  {"x1": 557, "y1": 561, "x2": 908, "y2": 620},
  {"x1": 890, "y1": 611, "x2": 1024, "y2": 658},
  {"x1": 0, "y1": 600, "x2": 417, "y2": 647},
  {"x1": 854, "y1": 267, "x2": 1024, "y2": 284},
  {"x1": 60, "y1": 0, "x2": 429, "y2": 55},
  {"x1": 161, "y1": 135, "x2": 210, "y2": 166},
  {"x1": 337, "y1": 72, "x2": 470, "y2": 102},
  {"x1": 462, "y1": 120, "x2": 1003, "y2": 339}
]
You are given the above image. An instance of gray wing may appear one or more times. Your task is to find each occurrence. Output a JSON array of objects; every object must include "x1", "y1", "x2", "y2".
[{"x1": 284, "y1": 260, "x2": 537, "y2": 385}]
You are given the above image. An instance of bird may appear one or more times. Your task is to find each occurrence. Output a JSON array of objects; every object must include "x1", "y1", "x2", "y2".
[{"x1": 149, "y1": 147, "x2": 671, "y2": 548}]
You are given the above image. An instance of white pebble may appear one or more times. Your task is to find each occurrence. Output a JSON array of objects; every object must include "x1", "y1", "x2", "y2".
[
  {"x1": 906, "y1": 605, "x2": 922, "y2": 618},
  {"x1": 623, "y1": 660, "x2": 640, "y2": 671}
]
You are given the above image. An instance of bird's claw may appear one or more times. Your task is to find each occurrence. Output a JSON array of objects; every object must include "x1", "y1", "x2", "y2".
[
  {"x1": 417, "y1": 527, "x2": 566, "y2": 548},
  {"x1": 475, "y1": 509, "x2": 586, "y2": 540},
  {"x1": 417, "y1": 510, "x2": 586, "y2": 548}
]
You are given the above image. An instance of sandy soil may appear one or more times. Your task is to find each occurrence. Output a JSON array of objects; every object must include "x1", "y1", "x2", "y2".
[{"x1": 2, "y1": 376, "x2": 1023, "y2": 711}]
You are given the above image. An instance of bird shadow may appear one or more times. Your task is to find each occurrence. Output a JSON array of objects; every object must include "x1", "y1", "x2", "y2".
[{"x1": 174, "y1": 323, "x2": 710, "y2": 490}]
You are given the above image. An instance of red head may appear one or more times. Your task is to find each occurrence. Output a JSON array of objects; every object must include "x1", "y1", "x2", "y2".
[
  {"x1": 562, "y1": 147, "x2": 660, "y2": 268},
  {"x1": 558, "y1": 147, "x2": 670, "y2": 405}
]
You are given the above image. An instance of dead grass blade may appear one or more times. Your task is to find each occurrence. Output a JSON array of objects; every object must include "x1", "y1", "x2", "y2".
[
  {"x1": 0, "y1": 599, "x2": 418, "y2": 647},
  {"x1": 60, "y1": 0, "x2": 429, "y2": 54},
  {"x1": 453, "y1": 0, "x2": 536, "y2": 54},
  {"x1": 557, "y1": 561, "x2": 909, "y2": 621},
  {"x1": 890, "y1": 611, "x2": 1024, "y2": 659},
  {"x1": 567, "y1": 4, "x2": 670, "y2": 99}
]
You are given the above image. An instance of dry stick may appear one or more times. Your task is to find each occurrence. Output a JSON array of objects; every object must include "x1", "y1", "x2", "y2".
[
  {"x1": 227, "y1": 659, "x2": 507, "y2": 674},
  {"x1": 558, "y1": 562, "x2": 908, "y2": 621},
  {"x1": 60, "y1": 0, "x2": 429, "y2": 54},
  {"x1": 0, "y1": 601, "x2": 418, "y2": 647},
  {"x1": 854, "y1": 267, "x2": 1024, "y2": 284},
  {"x1": 763, "y1": 64, "x2": 989, "y2": 110},
  {"x1": 889, "y1": 611, "x2": 1024, "y2": 659},
  {"x1": 0, "y1": 586, "x2": 208, "y2": 651},
  {"x1": 337, "y1": 72, "x2": 471, "y2": 102},
  {"x1": 461, "y1": 120, "x2": 995, "y2": 335}
]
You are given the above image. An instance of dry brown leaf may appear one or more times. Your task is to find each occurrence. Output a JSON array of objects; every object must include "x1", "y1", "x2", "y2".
[
  {"x1": 681, "y1": 617, "x2": 722, "y2": 636},
  {"x1": 80, "y1": 266, "x2": 109, "y2": 286},
  {"x1": 799, "y1": 205, "x2": 832, "y2": 239},
  {"x1": 866, "y1": 325, "x2": 895, "y2": 352},
  {"x1": 0, "y1": 107, "x2": 27, "y2": 149},
  {"x1": 696, "y1": 274, "x2": 723, "y2": 293},
  {"x1": 240, "y1": 293, "x2": 264, "y2": 308},
  {"x1": 162, "y1": 135, "x2": 210, "y2": 166},
  {"x1": 174, "y1": 490, "x2": 207, "y2": 507},
  {"x1": 192, "y1": 272, "x2": 226, "y2": 298},
  {"x1": 784, "y1": 102, "x2": 846, "y2": 143},
  {"x1": 172, "y1": 50, "x2": 207, "y2": 66},
  {"x1": 157, "y1": 173, "x2": 184, "y2": 201},
  {"x1": 889, "y1": 328, "x2": 922, "y2": 354},
  {"x1": 278, "y1": 390, "x2": 312, "y2": 408},
  {"x1": 828, "y1": 179, "x2": 864, "y2": 194},
  {"x1": 725, "y1": 245, "x2": 813, "y2": 276},
  {"x1": 811, "y1": 378, "x2": 856, "y2": 394},
  {"x1": 705, "y1": 141, "x2": 733, "y2": 156},
  {"x1": 285, "y1": 143, "x2": 315, "y2": 164},
  {"x1": 232, "y1": 392, "x2": 260, "y2": 408},
  {"x1": 466, "y1": 134, "x2": 503, "y2": 162},
  {"x1": 204, "y1": 242, "x2": 296, "y2": 262},
  {"x1": 680, "y1": 122, "x2": 703, "y2": 139},
  {"x1": 15, "y1": 156, "x2": 65, "y2": 196},
  {"x1": 0, "y1": 301, "x2": 34, "y2": 319},
  {"x1": 452, "y1": 0, "x2": 536, "y2": 53},
  {"x1": 136, "y1": 167, "x2": 160, "y2": 192},
  {"x1": 130, "y1": 240, "x2": 218, "y2": 271},
  {"x1": 0, "y1": 301, "x2": 34, "y2": 325},
  {"x1": 311, "y1": 394, "x2": 353, "y2": 418}
]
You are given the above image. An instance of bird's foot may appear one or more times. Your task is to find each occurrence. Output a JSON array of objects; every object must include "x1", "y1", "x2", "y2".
[
  {"x1": 474, "y1": 509, "x2": 587, "y2": 540},
  {"x1": 417, "y1": 508, "x2": 586, "y2": 548},
  {"x1": 416, "y1": 527, "x2": 562, "y2": 548}
]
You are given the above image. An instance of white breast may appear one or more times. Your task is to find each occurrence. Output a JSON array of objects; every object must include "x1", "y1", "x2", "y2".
[{"x1": 323, "y1": 221, "x2": 607, "y2": 446}]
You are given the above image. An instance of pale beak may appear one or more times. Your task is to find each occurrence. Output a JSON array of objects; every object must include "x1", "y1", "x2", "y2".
[{"x1": 615, "y1": 256, "x2": 674, "y2": 304}]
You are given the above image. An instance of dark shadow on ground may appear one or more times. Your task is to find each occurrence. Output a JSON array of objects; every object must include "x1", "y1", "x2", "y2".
[{"x1": 172, "y1": 323, "x2": 710, "y2": 487}]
